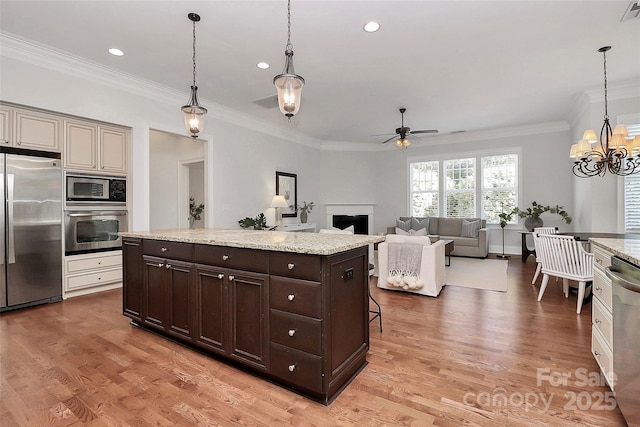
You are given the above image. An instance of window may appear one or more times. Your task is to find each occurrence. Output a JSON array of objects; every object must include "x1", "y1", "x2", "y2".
[
  {"x1": 410, "y1": 161, "x2": 439, "y2": 216},
  {"x1": 444, "y1": 158, "x2": 476, "y2": 217},
  {"x1": 482, "y1": 155, "x2": 518, "y2": 224},
  {"x1": 409, "y1": 152, "x2": 519, "y2": 222},
  {"x1": 624, "y1": 124, "x2": 640, "y2": 232}
]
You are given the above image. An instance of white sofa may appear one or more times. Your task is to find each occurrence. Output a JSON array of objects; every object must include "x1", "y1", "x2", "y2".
[{"x1": 377, "y1": 234, "x2": 446, "y2": 297}]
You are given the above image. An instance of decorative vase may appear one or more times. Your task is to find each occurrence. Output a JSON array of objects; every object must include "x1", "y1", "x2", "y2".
[
  {"x1": 300, "y1": 210, "x2": 308, "y2": 223},
  {"x1": 524, "y1": 216, "x2": 543, "y2": 232}
]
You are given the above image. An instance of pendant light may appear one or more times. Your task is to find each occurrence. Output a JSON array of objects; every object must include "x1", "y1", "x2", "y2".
[
  {"x1": 273, "y1": 0, "x2": 305, "y2": 121},
  {"x1": 571, "y1": 46, "x2": 639, "y2": 177},
  {"x1": 181, "y1": 13, "x2": 207, "y2": 140}
]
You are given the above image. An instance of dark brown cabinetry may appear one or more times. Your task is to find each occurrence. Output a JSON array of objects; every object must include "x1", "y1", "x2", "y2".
[{"x1": 122, "y1": 236, "x2": 369, "y2": 404}]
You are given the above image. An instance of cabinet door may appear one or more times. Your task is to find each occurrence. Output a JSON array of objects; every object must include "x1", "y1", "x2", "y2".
[
  {"x1": 0, "y1": 105, "x2": 10, "y2": 145},
  {"x1": 228, "y1": 270, "x2": 269, "y2": 371},
  {"x1": 142, "y1": 255, "x2": 167, "y2": 331},
  {"x1": 14, "y1": 109, "x2": 61, "y2": 152},
  {"x1": 194, "y1": 265, "x2": 228, "y2": 355},
  {"x1": 99, "y1": 126, "x2": 128, "y2": 174},
  {"x1": 166, "y1": 259, "x2": 194, "y2": 341},
  {"x1": 64, "y1": 120, "x2": 98, "y2": 170},
  {"x1": 123, "y1": 238, "x2": 143, "y2": 322}
]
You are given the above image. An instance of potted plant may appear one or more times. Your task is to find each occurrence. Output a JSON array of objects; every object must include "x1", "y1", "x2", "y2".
[
  {"x1": 238, "y1": 213, "x2": 268, "y2": 230},
  {"x1": 297, "y1": 201, "x2": 315, "y2": 224},
  {"x1": 499, "y1": 201, "x2": 571, "y2": 231},
  {"x1": 189, "y1": 197, "x2": 204, "y2": 229}
]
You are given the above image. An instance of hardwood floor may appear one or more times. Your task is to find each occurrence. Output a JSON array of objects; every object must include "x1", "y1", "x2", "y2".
[{"x1": 0, "y1": 256, "x2": 628, "y2": 426}]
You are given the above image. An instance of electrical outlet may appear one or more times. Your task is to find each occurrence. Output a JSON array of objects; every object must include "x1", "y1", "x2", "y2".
[{"x1": 344, "y1": 268, "x2": 354, "y2": 280}]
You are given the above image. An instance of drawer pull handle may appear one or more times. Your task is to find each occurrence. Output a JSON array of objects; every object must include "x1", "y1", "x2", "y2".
[
  {"x1": 288, "y1": 329, "x2": 296, "y2": 337},
  {"x1": 157, "y1": 263, "x2": 164, "y2": 268},
  {"x1": 161, "y1": 247, "x2": 168, "y2": 252},
  {"x1": 165, "y1": 264, "x2": 171, "y2": 269},
  {"x1": 287, "y1": 294, "x2": 295, "y2": 301},
  {"x1": 229, "y1": 275, "x2": 235, "y2": 281},
  {"x1": 594, "y1": 350, "x2": 600, "y2": 357},
  {"x1": 288, "y1": 364, "x2": 296, "y2": 372},
  {"x1": 287, "y1": 263, "x2": 295, "y2": 270},
  {"x1": 595, "y1": 318, "x2": 601, "y2": 324},
  {"x1": 595, "y1": 258, "x2": 602, "y2": 265},
  {"x1": 222, "y1": 255, "x2": 229, "y2": 261},
  {"x1": 217, "y1": 273, "x2": 224, "y2": 279},
  {"x1": 595, "y1": 286, "x2": 602, "y2": 291}
]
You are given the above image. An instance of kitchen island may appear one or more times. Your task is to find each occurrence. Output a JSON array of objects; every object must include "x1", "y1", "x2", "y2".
[{"x1": 120, "y1": 228, "x2": 384, "y2": 404}]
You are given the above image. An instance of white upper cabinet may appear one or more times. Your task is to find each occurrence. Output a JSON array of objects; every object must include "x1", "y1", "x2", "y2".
[
  {"x1": 0, "y1": 105, "x2": 62, "y2": 152},
  {"x1": 0, "y1": 105, "x2": 11, "y2": 145},
  {"x1": 64, "y1": 120, "x2": 129, "y2": 175}
]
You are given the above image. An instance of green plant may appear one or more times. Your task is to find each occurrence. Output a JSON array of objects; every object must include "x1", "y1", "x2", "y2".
[
  {"x1": 238, "y1": 212, "x2": 268, "y2": 230},
  {"x1": 189, "y1": 197, "x2": 204, "y2": 225},
  {"x1": 297, "y1": 201, "x2": 315, "y2": 214},
  {"x1": 499, "y1": 201, "x2": 572, "y2": 228}
]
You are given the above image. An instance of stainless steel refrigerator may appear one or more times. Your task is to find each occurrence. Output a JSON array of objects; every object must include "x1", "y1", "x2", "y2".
[{"x1": 1, "y1": 149, "x2": 62, "y2": 311}]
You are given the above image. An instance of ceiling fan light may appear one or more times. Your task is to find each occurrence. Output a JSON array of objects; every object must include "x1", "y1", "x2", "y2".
[{"x1": 396, "y1": 138, "x2": 410, "y2": 148}]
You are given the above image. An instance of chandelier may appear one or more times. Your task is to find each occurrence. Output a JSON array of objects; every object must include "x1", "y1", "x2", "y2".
[
  {"x1": 273, "y1": 0, "x2": 305, "y2": 120},
  {"x1": 181, "y1": 13, "x2": 207, "y2": 140},
  {"x1": 571, "y1": 46, "x2": 640, "y2": 177}
]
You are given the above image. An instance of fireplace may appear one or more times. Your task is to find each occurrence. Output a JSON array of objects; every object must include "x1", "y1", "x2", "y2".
[{"x1": 332, "y1": 215, "x2": 368, "y2": 235}]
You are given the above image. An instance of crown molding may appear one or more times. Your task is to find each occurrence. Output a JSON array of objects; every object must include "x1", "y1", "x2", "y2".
[
  {"x1": 565, "y1": 79, "x2": 640, "y2": 127},
  {"x1": 0, "y1": 31, "x2": 324, "y2": 149}
]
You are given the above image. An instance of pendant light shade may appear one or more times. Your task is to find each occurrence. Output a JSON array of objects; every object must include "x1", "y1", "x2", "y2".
[
  {"x1": 274, "y1": 0, "x2": 304, "y2": 120},
  {"x1": 181, "y1": 13, "x2": 207, "y2": 140}
]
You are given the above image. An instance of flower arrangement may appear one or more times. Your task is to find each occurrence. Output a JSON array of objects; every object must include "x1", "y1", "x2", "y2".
[
  {"x1": 297, "y1": 201, "x2": 315, "y2": 214},
  {"x1": 499, "y1": 201, "x2": 571, "y2": 229},
  {"x1": 189, "y1": 197, "x2": 204, "y2": 228}
]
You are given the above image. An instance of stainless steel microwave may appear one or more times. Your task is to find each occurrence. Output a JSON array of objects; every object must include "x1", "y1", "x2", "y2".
[{"x1": 65, "y1": 173, "x2": 126, "y2": 207}]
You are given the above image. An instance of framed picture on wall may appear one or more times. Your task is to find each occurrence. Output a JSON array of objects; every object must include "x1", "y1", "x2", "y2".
[{"x1": 276, "y1": 171, "x2": 297, "y2": 217}]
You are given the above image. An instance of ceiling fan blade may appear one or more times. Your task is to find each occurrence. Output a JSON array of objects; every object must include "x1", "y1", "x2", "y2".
[
  {"x1": 410, "y1": 129, "x2": 439, "y2": 134},
  {"x1": 381, "y1": 135, "x2": 397, "y2": 144},
  {"x1": 371, "y1": 133, "x2": 396, "y2": 137}
]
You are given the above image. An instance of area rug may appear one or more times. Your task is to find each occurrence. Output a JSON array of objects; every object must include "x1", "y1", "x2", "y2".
[{"x1": 445, "y1": 258, "x2": 508, "y2": 292}]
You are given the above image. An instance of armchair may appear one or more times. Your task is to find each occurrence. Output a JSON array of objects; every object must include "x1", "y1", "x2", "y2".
[{"x1": 377, "y1": 234, "x2": 445, "y2": 297}]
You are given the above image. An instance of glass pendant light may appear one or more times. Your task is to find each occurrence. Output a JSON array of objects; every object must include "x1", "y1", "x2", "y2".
[
  {"x1": 273, "y1": 0, "x2": 305, "y2": 120},
  {"x1": 181, "y1": 13, "x2": 207, "y2": 140}
]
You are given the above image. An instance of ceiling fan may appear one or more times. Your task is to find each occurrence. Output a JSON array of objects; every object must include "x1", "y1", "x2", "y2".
[{"x1": 380, "y1": 108, "x2": 438, "y2": 147}]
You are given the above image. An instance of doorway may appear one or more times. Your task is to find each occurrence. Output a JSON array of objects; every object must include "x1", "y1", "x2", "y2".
[{"x1": 149, "y1": 129, "x2": 205, "y2": 230}]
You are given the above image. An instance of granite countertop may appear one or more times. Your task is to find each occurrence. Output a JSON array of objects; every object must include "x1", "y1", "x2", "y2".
[
  {"x1": 120, "y1": 228, "x2": 385, "y2": 256},
  {"x1": 590, "y1": 238, "x2": 640, "y2": 267}
]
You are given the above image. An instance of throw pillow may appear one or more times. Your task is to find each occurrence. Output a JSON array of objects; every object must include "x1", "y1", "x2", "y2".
[
  {"x1": 396, "y1": 227, "x2": 427, "y2": 236},
  {"x1": 396, "y1": 218, "x2": 411, "y2": 232},
  {"x1": 410, "y1": 217, "x2": 429, "y2": 232},
  {"x1": 461, "y1": 219, "x2": 481, "y2": 238}
]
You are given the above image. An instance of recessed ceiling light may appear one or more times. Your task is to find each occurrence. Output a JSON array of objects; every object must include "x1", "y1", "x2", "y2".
[
  {"x1": 108, "y1": 48, "x2": 124, "y2": 56},
  {"x1": 363, "y1": 21, "x2": 380, "y2": 33},
  {"x1": 257, "y1": 62, "x2": 270, "y2": 69}
]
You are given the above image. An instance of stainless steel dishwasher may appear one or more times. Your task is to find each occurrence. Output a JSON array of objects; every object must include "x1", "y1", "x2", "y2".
[{"x1": 607, "y1": 256, "x2": 640, "y2": 427}]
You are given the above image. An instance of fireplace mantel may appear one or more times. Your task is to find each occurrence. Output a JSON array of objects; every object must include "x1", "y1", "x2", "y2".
[{"x1": 325, "y1": 203, "x2": 375, "y2": 235}]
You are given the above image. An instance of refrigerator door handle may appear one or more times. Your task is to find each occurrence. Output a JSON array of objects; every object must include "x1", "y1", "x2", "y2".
[{"x1": 7, "y1": 173, "x2": 15, "y2": 264}]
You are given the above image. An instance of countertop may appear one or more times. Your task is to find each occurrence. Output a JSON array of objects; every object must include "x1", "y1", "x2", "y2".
[
  {"x1": 120, "y1": 228, "x2": 385, "y2": 256},
  {"x1": 590, "y1": 238, "x2": 640, "y2": 267}
]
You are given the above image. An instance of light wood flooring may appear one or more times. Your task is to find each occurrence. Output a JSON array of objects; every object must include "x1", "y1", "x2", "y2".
[{"x1": 0, "y1": 256, "x2": 628, "y2": 426}]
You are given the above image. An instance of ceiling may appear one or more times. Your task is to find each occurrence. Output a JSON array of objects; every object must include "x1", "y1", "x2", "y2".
[{"x1": 1, "y1": 1, "x2": 639, "y2": 147}]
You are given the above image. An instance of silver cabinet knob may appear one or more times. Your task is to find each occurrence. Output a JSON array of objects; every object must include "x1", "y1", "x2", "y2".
[
  {"x1": 288, "y1": 329, "x2": 296, "y2": 337},
  {"x1": 288, "y1": 364, "x2": 296, "y2": 372},
  {"x1": 287, "y1": 263, "x2": 295, "y2": 270},
  {"x1": 595, "y1": 318, "x2": 601, "y2": 324},
  {"x1": 97, "y1": 261, "x2": 101, "y2": 265},
  {"x1": 229, "y1": 275, "x2": 235, "y2": 281},
  {"x1": 165, "y1": 264, "x2": 171, "y2": 269},
  {"x1": 287, "y1": 294, "x2": 295, "y2": 301},
  {"x1": 595, "y1": 286, "x2": 602, "y2": 291},
  {"x1": 161, "y1": 247, "x2": 167, "y2": 252},
  {"x1": 17, "y1": 141, "x2": 22, "y2": 145},
  {"x1": 595, "y1": 257, "x2": 603, "y2": 265},
  {"x1": 594, "y1": 351, "x2": 600, "y2": 357},
  {"x1": 217, "y1": 273, "x2": 224, "y2": 279},
  {"x1": 222, "y1": 255, "x2": 229, "y2": 261},
  {"x1": 157, "y1": 263, "x2": 163, "y2": 268}
]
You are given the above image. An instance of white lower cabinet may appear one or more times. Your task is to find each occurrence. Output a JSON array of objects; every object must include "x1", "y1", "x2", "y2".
[
  {"x1": 64, "y1": 251, "x2": 122, "y2": 298},
  {"x1": 591, "y1": 245, "x2": 615, "y2": 391}
]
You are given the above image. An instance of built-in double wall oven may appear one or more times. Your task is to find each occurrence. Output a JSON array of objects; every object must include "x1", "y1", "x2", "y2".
[{"x1": 64, "y1": 172, "x2": 128, "y2": 255}]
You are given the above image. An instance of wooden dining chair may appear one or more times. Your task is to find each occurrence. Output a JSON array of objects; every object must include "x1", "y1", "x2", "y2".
[
  {"x1": 535, "y1": 234, "x2": 593, "y2": 314},
  {"x1": 531, "y1": 226, "x2": 558, "y2": 284}
]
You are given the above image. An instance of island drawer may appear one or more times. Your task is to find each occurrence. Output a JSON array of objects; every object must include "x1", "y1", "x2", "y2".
[
  {"x1": 593, "y1": 246, "x2": 612, "y2": 272},
  {"x1": 592, "y1": 298, "x2": 613, "y2": 346},
  {"x1": 270, "y1": 342, "x2": 323, "y2": 393},
  {"x1": 270, "y1": 277, "x2": 322, "y2": 318},
  {"x1": 144, "y1": 240, "x2": 193, "y2": 261},
  {"x1": 194, "y1": 245, "x2": 268, "y2": 273},
  {"x1": 593, "y1": 268, "x2": 612, "y2": 310},
  {"x1": 270, "y1": 309, "x2": 322, "y2": 355},
  {"x1": 270, "y1": 252, "x2": 321, "y2": 281}
]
